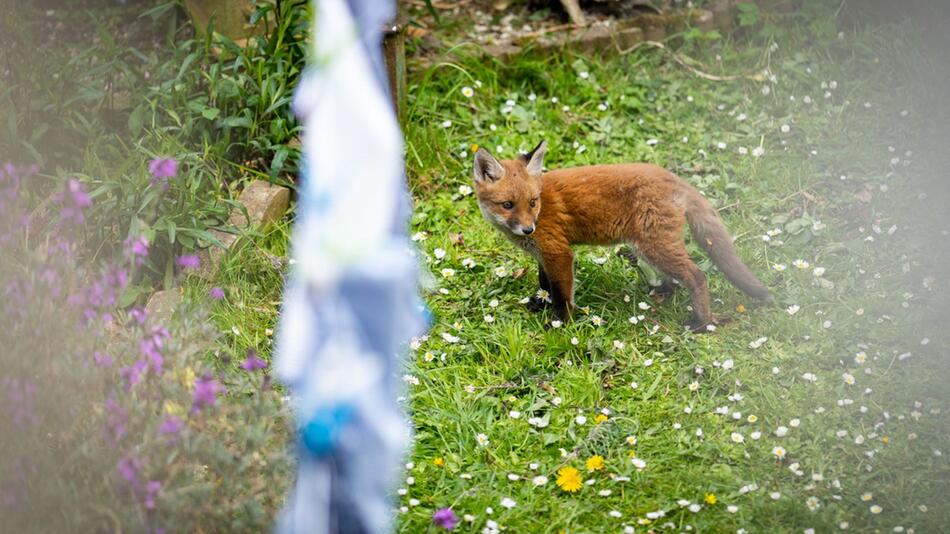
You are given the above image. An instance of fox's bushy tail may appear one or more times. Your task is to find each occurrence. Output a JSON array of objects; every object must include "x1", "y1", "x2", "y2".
[{"x1": 684, "y1": 190, "x2": 771, "y2": 300}]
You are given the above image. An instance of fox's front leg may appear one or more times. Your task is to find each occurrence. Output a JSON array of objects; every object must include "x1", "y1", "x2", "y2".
[
  {"x1": 527, "y1": 262, "x2": 553, "y2": 312},
  {"x1": 540, "y1": 249, "x2": 575, "y2": 321}
]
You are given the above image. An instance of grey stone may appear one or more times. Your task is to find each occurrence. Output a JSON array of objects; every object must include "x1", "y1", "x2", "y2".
[{"x1": 145, "y1": 288, "x2": 183, "y2": 325}]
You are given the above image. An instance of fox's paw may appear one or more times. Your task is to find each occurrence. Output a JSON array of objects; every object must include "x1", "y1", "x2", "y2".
[
  {"x1": 687, "y1": 315, "x2": 732, "y2": 334},
  {"x1": 616, "y1": 246, "x2": 639, "y2": 266},
  {"x1": 650, "y1": 282, "x2": 676, "y2": 304},
  {"x1": 526, "y1": 295, "x2": 553, "y2": 312}
]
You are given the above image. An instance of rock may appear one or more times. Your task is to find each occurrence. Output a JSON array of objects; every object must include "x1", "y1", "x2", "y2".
[
  {"x1": 691, "y1": 9, "x2": 716, "y2": 32},
  {"x1": 233, "y1": 179, "x2": 291, "y2": 230},
  {"x1": 567, "y1": 24, "x2": 613, "y2": 54},
  {"x1": 616, "y1": 26, "x2": 644, "y2": 50},
  {"x1": 183, "y1": 0, "x2": 258, "y2": 39},
  {"x1": 483, "y1": 43, "x2": 522, "y2": 61},
  {"x1": 145, "y1": 288, "x2": 183, "y2": 325},
  {"x1": 710, "y1": 0, "x2": 735, "y2": 32},
  {"x1": 197, "y1": 180, "x2": 290, "y2": 278}
]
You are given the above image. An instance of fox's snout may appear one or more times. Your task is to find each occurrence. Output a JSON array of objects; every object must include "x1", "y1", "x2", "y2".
[{"x1": 512, "y1": 223, "x2": 535, "y2": 236}]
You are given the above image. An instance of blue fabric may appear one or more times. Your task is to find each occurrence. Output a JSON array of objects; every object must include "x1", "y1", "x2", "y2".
[{"x1": 274, "y1": 0, "x2": 425, "y2": 532}]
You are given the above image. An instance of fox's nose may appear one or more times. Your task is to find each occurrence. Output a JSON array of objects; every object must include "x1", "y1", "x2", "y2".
[{"x1": 522, "y1": 226, "x2": 535, "y2": 235}]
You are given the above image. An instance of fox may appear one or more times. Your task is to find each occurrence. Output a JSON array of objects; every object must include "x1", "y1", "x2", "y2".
[{"x1": 471, "y1": 140, "x2": 771, "y2": 332}]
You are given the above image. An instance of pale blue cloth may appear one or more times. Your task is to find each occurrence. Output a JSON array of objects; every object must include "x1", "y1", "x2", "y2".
[{"x1": 274, "y1": 0, "x2": 425, "y2": 532}]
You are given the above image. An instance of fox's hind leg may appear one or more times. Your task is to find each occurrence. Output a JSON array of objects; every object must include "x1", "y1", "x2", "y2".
[{"x1": 635, "y1": 238, "x2": 719, "y2": 333}]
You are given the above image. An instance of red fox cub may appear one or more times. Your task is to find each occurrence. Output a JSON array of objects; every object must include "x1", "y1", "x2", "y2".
[{"x1": 471, "y1": 140, "x2": 770, "y2": 332}]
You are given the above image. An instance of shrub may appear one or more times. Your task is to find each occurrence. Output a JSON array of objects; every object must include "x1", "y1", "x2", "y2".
[{"x1": 0, "y1": 162, "x2": 291, "y2": 532}]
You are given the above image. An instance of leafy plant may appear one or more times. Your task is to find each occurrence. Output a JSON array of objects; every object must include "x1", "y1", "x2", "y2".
[{"x1": 0, "y1": 163, "x2": 291, "y2": 531}]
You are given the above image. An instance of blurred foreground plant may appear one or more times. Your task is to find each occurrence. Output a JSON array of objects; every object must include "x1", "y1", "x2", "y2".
[{"x1": 0, "y1": 162, "x2": 291, "y2": 532}]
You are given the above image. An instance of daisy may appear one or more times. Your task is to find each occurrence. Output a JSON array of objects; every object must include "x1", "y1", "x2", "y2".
[
  {"x1": 772, "y1": 446, "x2": 787, "y2": 459},
  {"x1": 441, "y1": 332, "x2": 460, "y2": 343},
  {"x1": 870, "y1": 505, "x2": 882, "y2": 514},
  {"x1": 500, "y1": 497, "x2": 516, "y2": 509},
  {"x1": 441, "y1": 268, "x2": 455, "y2": 278},
  {"x1": 806, "y1": 496, "x2": 821, "y2": 511},
  {"x1": 494, "y1": 266, "x2": 508, "y2": 277},
  {"x1": 461, "y1": 86, "x2": 474, "y2": 98},
  {"x1": 842, "y1": 372, "x2": 856, "y2": 385},
  {"x1": 461, "y1": 258, "x2": 476, "y2": 268},
  {"x1": 731, "y1": 432, "x2": 745, "y2": 443},
  {"x1": 476, "y1": 433, "x2": 490, "y2": 447},
  {"x1": 533, "y1": 475, "x2": 548, "y2": 486}
]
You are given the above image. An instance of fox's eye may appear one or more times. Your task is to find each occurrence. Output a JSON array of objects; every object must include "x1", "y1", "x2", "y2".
[
  {"x1": 529, "y1": 199, "x2": 537, "y2": 208},
  {"x1": 502, "y1": 201, "x2": 514, "y2": 209}
]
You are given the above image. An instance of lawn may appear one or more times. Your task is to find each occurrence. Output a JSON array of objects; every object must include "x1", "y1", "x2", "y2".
[
  {"x1": 3, "y1": 1, "x2": 949, "y2": 532},
  {"x1": 388, "y1": 5, "x2": 950, "y2": 533}
]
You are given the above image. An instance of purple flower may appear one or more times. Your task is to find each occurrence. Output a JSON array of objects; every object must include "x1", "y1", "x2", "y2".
[
  {"x1": 208, "y1": 286, "x2": 225, "y2": 300},
  {"x1": 129, "y1": 307, "x2": 148, "y2": 325},
  {"x1": 176, "y1": 254, "x2": 200, "y2": 270},
  {"x1": 159, "y1": 415, "x2": 184, "y2": 439},
  {"x1": 117, "y1": 456, "x2": 142, "y2": 486},
  {"x1": 105, "y1": 396, "x2": 128, "y2": 445},
  {"x1": 144, "y1": 480, "x2": 161, "y2": 509},
  {"x1": 120, "y1": 359, "x2": 148, "y2": 389},
  {"x1": 432, "y1": 508, "x2": 459, "y2": 530},
  {"x1": 4, "y1": 378, "x2": 39, "y2": 427},
  {"x1": 139, "y1": 325, "x2": 170, "y2": 373},
  {"x1": 240, "y1": 349, "x2": 267, "y2": 372},
  {"x1": 192, "y1": 374, "x2": 225, "y2": 412},
  {"x1": 93, "y1": 350, "x2": 113, "y2": 367},
  {"x1": 148, "y1": 157, "x2": 178, "y2": 180},
  {"x1": 59, "y1": 179, "x2": 91, "y2": 224},
  {"x1": 124, "y1": 236, "x2": 149, "y2": 265}
]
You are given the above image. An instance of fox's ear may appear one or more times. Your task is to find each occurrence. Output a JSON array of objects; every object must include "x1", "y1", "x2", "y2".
[
  {"x1": 473, "y1": 148, "x2": 504, "y2": 183},
  {"x1": 522, "y1": 140, "x2": 547, "y2": 177}
]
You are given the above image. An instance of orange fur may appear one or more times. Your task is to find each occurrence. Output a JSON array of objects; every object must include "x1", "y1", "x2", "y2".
[{"x1": 472, "y1": 141, "x2": 770, "y2": 331}]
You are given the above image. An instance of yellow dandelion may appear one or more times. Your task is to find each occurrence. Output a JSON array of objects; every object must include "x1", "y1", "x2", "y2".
[
  {"x1": 180, "y1": 366, "x2": 196, "y2": 389},
  {"x1": 595, "y1": 414, "x2": 609, "y2": 424},
  {"x1": 433, "y1": 457, "x2": 445, "y2": 467},
  {"x1": 556, "y1": 466, "x2": 583, "y2": 493},
  {"x1": 704, "y1": 493, "x2": 718, "y2": 505},
  {"x1": 471, "y1": 143, "x2": 479, "y2": 153},
  {"x1": 736, "y1": 303, "x2": 746, "y2": 313},
  {"x1": 586, "y1": 455, "x2": 605, "y2": 472},
  {"x1": 881, "y1": 436, "x2": 890, "y2": 444},
  {"x1": 163, "y1": 400, "x2": 184, "y2": 416}
]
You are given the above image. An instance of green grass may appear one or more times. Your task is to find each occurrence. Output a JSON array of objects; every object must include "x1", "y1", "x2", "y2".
[{"x1": 381, "y1": 10, "x2": 950, "y2": 533}]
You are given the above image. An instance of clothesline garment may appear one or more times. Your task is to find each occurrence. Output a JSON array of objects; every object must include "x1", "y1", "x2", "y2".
[{"x1": 274, "y1": 0, "x2": 427, "y2": 532}]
